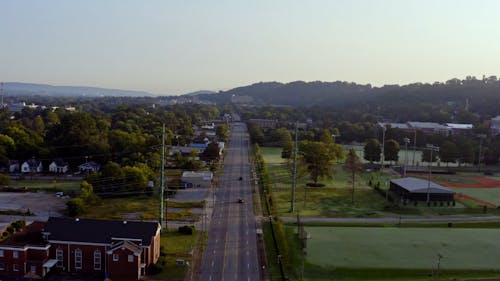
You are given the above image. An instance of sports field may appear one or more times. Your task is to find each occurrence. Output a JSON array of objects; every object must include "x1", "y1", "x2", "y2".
[{"x1": 301, "y1": 226, "x2": 500, "y2": 280}]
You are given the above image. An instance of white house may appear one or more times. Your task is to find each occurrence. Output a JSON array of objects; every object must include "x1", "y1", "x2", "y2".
[
  {"x1": 49, "y1": 159, "x2": 68, "y2": 173},
  {"x1": 180, "y1": 171, "x2": 213, "y2": 188},
  {"x1": 8, "y1": 160, "x2": 19, "y2": 173},
  {"x1": 21, "y1": 159, "x2": 43, "y2": 173}
]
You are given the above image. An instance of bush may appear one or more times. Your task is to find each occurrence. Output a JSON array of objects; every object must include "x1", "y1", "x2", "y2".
[
  {"x1": 0, "y1": 174, "x2": 10, "y2": 186},
  {"x1": 6, "y1": 226, "x2": 14, "y2": 234},
  {"x1": 11, "y1": 220, "x2": 25, "y2": 231},
  {"x1": 66, "y1": 198, "x2": 85, "y2": 217},
  {"x1": 178, "y1": 225, "x2": 194, "y2": 235}
]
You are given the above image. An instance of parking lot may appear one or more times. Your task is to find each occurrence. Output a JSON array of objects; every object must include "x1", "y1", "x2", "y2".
[{"x1": 0, "y1": 191, "x2": 67, "y2": 225}]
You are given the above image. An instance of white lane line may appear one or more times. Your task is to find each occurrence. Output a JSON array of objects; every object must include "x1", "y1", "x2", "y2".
[
  {"x1": 247, "y1": 263, "x2": 250, "y2": 269},
  {"x1": 213, "y1": 250, "x2": 215, "y2": 254},
  {"x1": 209, "y1": 276, "x2": 212, "y2": 281},
  {"x1": 211, "y1": 261, "x2": 214, "y2": 267}
]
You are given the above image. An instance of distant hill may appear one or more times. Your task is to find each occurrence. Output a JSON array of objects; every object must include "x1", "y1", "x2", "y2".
[
  {"x1": 194, "y1": 78, "x2": 500, "y2": 116},
  {"x1": 183, "y1": 90, "x2": 216, "y2": 96},
  {"x1": 1, "y1": 82, "x2": 157, "y2": 97}
]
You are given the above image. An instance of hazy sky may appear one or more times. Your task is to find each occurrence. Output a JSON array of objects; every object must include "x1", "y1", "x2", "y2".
[{"x1": 2, "y1": 0, "x2": 500, "y2": 94}]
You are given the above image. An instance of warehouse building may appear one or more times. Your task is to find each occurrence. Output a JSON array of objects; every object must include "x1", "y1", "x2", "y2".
[{"x1": 389, "y1": 177, "x2": 455, "y2": 205}]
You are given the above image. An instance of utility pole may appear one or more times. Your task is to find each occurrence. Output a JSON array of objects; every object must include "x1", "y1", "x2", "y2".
[
  {"x1": 160, "y1": 124, "x2": 165, "y2": 229},
  {"x1": 291, "y1": 122, "x2": 298, "y2": 213}
]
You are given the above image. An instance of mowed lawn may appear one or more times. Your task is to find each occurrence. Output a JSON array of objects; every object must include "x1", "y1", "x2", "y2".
[{"x1": 305, "y1": 226, "x2": 500, "y2": 270}]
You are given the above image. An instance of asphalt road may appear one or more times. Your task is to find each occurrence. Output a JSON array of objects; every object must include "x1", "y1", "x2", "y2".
[{"x1": 198, "y1": 121, "x2": 261, "y2": 281}]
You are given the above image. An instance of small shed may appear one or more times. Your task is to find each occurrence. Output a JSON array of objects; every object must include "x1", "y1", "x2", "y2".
[
  {"x1": 389, "y1": 177, "x2": 455, "y2": 203},
  {"x1": 180, "y1": 171, "x2": 213, "y2": 188}
]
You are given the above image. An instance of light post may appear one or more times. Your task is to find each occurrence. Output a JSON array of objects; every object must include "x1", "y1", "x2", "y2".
[
  {"x1": 380, "y1": 125, "x2": 386, "y2": 171},
  {"x1": 426, "y1": 144, "x2": 439, "y2": 205},
  {"x1": 403, "y1": 137, "x2": 410, "y2": 177},
  {"x1": 477, "y1": 134, "x2": 487, "y2": 172},
  {"x1": 412, "y1": 129, "x2": 417, "y2": 166}
]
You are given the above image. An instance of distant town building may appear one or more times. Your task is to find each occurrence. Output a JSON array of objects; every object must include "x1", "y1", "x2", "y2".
[
  {"x1": 445, "y1": 123, "x2": 473, "y2": 135},
  {"x1": 490, "y1": 116, "x2": 500, "y2": 136},
  {"x1": 249, "y1": 119, "x2": 279, "y2": 129},
  {"x1": 379, "y1": 121, "x2": 474, "y2": 136},
  {"x1": 231, "y1": 95, "x2": 253, "y2": 104}
]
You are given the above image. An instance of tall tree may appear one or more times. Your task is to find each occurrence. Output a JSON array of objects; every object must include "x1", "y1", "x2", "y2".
[
  {"x1": 215, "y1": 124, "x2": 228, "y2": 142},
  {"x1": 299, "y1": 141, "x2": 344, "y2": 185},
  {"x1": 343, "y1": 149, "x2": 363, "y2": 203},
  {"x1": 364, "y1": 138, "x2": 381, "y2": 163},
  {"x1": 439, "y1": 141, "x2": 459, "y2": 165},
  {"x1": 384, "y1": 139, "x2": 400, "y2": 164}
]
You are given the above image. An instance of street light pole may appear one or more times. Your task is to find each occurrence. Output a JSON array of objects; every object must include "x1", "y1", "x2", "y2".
[
  {"x1": 477, "y1": 134, "x2": 486, "y2": 172},
  {"x1": 291, "y1": 122, "x2": 298, "y2": 213},
  {"x1": 403, "y1": 137, "x2": 410, "y2": 177},
  {"x1": 426, "y1": 144, "x2": 439, "y2": 205},
  {"x1": 381, "y1": 126, "x2": 386, "y2": 171}
]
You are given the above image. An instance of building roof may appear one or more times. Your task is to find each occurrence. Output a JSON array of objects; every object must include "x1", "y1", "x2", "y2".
[
  {"x1": 43, "y1": 217, "x2": 159, "y2": 246},
  {"x1": 391, "y1": 177, "x2": 454, "y2": 194},
  {"x1": 0, "y1": 221, "x2": 47, "y2": 247},
  {"x1": 181, "y1": 171, "x2": 213, "y2": 180},
  {"x1": 445, "y1": 123, "x2": 473, "y2": 129},
  {"x1": 23, "y1": 158, "x2": 41, "y2": 167},
  {"x1": 51, "y1": 159, "x2": 68, "y2": 166},
  {"x1": 407, "y1": 122, "x2": 449, "y2": 130},
  {"x1": 108, "y1": 240, "x2": 142, "y2": 255}
]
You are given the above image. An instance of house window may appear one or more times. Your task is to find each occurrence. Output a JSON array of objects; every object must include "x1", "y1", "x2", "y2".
[
  {"x1": 94, "y1": 250, "x2": 101, "y2": 270},
  {"x1": 0, "y1": 249, "x2": 3, "y2": 257},
  {"x1": 128, "y1": 255, "x2": 134, "y2": 262},
  {"x1": 75, "y1": 249, "x2": 82, "y2": 269},
  {"x1": 0, "y1": 263, "x2": 4, "y2": 270},
  {"x1": 13, "y1": 251, "x2": 19, "y2": 259},
  {"x1": 56, "y1": 248, "x2": 64, "y2": 267},
  {"x1": 13, "y1": 264, "x2": 19, "y2": 271},
  {"x1": 113, "y1": 254, "x2": 119, "y2": 262},
  {"x1": 31, "y1": 265, "x2": 36, "y2": 273}
]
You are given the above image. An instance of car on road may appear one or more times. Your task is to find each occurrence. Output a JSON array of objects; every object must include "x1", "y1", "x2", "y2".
[
  {"x1": 238, "y1": 198, "x2": 245, "y2": 203},
  {"x1": 239, "y1": 176, "x2": 243, "y2": 181}
]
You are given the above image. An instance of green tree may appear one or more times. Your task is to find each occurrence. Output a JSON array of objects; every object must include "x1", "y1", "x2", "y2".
[
  {"x1": 384, "y1": 139, "x2": 400, "y2": 164},
  {"x1": 440, "y1": 141, "x2": 459, "y2": 165},
  {"x1": 79, "y1": 181, "x2": 97, "y2": 204},
  {"x1": 215, "y1": 124, "x2": 228, "y2": 142},
  {"x1": 364, "y1": 138, "x2": 381, "y2": 163},
  {"x1": 299, "y1": 141, "x2": 343, "y2": 185},
  {"x1": 343, "y1": 149, "x2": 363, "y2": 203},
  {"x1": 66, "y1": 198, "x2": 85, "y2": 217}
]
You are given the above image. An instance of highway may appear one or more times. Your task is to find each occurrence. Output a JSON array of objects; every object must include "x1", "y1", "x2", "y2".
[{"x1": 198, "y1": 120, "x2": 261, "y2": 281}]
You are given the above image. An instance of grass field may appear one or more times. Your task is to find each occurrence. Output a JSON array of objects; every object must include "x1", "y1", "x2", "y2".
[
  {"x1": 261, "y1": 147, "x2": 500, "y2": 217},
  {"x1": 9, "y1": 179, "x2": 81, "y2": 192},
  {"x1": 453, "y1": 187, "x2": 500, "y2": 206},
  {"x1": 299, "y1": 226, "x2": 500, "y2": 280}
]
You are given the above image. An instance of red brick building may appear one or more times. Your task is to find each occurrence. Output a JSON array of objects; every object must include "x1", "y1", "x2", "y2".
[
  {"x1": 0, "y1": 217, "x2": 161, "y2": 281},
  {"x1": 0, "y1": 221, "x2": 51, "y2": 279}
]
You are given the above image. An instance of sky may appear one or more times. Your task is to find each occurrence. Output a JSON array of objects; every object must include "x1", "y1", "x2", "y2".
[{"x1": 1, "y1": 0, "x2": 500, "y2": 95}]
